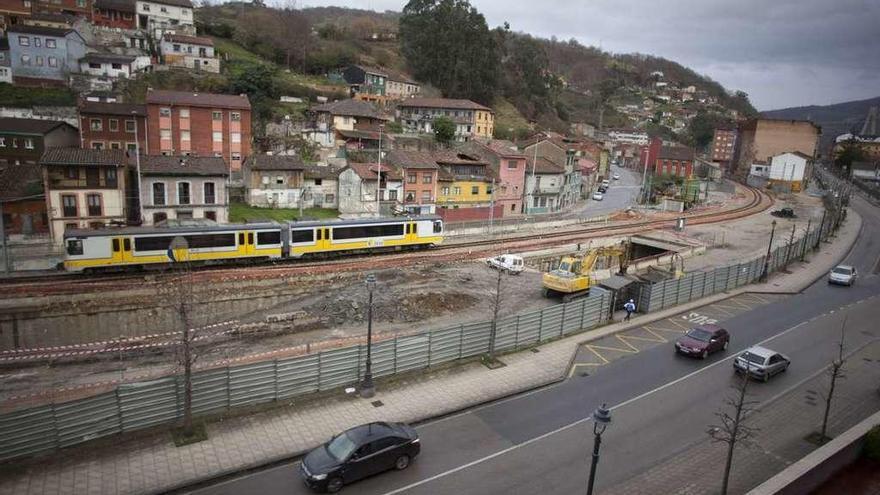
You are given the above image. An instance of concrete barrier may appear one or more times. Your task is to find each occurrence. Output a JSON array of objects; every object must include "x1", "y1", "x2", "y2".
[{"x1": 748, "y1": 410, "x2": 880, "y2": 495}]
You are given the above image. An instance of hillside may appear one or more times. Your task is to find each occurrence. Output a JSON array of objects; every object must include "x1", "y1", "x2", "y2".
[{"x1": 762, "y1": 96, "x2": 880, "y2": 154}]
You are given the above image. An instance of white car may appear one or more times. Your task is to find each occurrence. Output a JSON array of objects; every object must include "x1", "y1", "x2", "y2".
[
  {"x1": 612, "y1": 173, "x2": 620, "y2": 180},
  {"x1": 592, "y1": 192, "x2": 604, "y2": 201},
  {"x1": 828, "y1": 265, "x2": 857, "y2": 286},
  {"x1": 601, "y1": 179, "x2": 610, "y2": 187},
  {"x1": 487, "y1": 254, "x2": 524, "y2": 274}
]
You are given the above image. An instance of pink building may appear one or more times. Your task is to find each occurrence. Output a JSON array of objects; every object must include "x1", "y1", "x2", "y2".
[{"x1": 459, "y1": 139, "x2": 527, "y2": 215}]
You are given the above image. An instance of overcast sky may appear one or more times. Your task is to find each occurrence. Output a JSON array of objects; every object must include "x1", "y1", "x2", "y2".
[{"x1": 294, "y1": 0, "x2": 880, "y2": 111}]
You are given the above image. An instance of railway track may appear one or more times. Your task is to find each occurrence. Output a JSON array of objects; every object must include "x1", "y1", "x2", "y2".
[{"x1": 0, "y1": 186, "x2": 770, "y2": 296}]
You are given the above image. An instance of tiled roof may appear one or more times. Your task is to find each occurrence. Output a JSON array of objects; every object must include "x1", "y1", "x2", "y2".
[
  {"x1": 434, "y1": 150, "x2": 489, "y2": 166},
  {"x1": 139, "y1": 155, "x2": 227, "y2": 176},
  {"x1": 312, "y1": 99, "x2": 388, "y2": 120},
  {"x1": 243, "y1": 154, "x2": 304, "y2": 171},
  {"x1": 143, "y1": 0, "x2": 192, "y2": 7},
  {"x1": 398, "y1": 98, "x2": 491, "y2": 112},
  {"x1": 351, "y1": 64, "x2": 387, "y2": 77},
  {"x1": 26, "y1": 12, "x2": 75, "y2": 24},
  {"x1": 79, "y1": 101, "x2": 146, "y2": 116},
  {"x1": 303, "y1": 165, "x2": 338, "y2": 180},
  {"x1": 385, "y1": 150, "x2": 439, "y2": 170},
  {"x1": 786, "y1": 151, "x2": 813, "y2": 160},
  {"x1": 81, "y1": 52, "x2": 136, "y2": 64},
  {"x1": 658, "y1": 146, "x2": 694, "y2": 161},
  {"x1": 347, "y1": 162, "x2": 402, "y2": 181},
  {"x1": 526, "y1": 156, "x2": 565, "y2": 174},
  {"x1": 336, "y1": 129, "x2": 387, "y2": 141},
  {"x1": 7, "y1": 25, "x2": 76, "y2": 37},
  {"x1": 0, "y1": 163, "x2": 43, "y2": 201},
  {"x1": 146, "y1": 90, "x2": 251, "y2": 110},
  {"x1": 40, "y1": 148, "x2": 126, "y2": 166},
  {"x1": 0, "y1": 118, "x2": 72, "y2": 135},
  {"x1": 163, "y1": 33, "x2": 213, "y2": 46},
  {"x1": 94, "y1": 0, "x2": 136, "y2": 12}
]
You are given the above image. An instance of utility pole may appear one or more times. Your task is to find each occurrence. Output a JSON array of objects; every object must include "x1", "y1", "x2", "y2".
[
  {"x1": 376, "y1": 124, "x2": 383, "y2": 217},
  {"x1": 818, "y1": 208, "x2": 828, "y2": 244},
  {"x1": 801, "y1": 218, "x2": 811, "y2": 261},
  {"x1": 784, "y1": 223, "x2": 796, "y2": 268},
  {"x1": 488, "y1": 178, "x2": 495, "y2": 236},
  {"x1": 488, "y1": 266, "x2": 502, "y2": 359},
  {"x1": 640, "y1": 147, "x2": 649, "y2": 204},
  {"x1": 529, "y1": 141, "x2": 538, "y2": 215},
  {"x1": 0, "y1": 201, "x2": 9, "y2": 272},
  {"x1": 132, "y1": 110, "x2": 143, "y2": 224},
  {"x1": 761, "y1": 220, "x2": 777, "y2": 281}
]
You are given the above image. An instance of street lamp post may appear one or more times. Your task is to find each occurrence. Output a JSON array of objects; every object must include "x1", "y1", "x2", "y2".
[
  {"x1": 376, "y1": 124, "x2": 384, "y2": 217},
  {"x1": 586, "y1": 403, "x2": 612, "y2": 495},
  {"x1": 360, "y1": 274, "x2": 377, "y2": 398},
  {"x1": 761, "y1": 220, "x2": 777, "y2": 281},
  {"x1": 132, "y1": 110, "x2": 143, "y2": 224}
]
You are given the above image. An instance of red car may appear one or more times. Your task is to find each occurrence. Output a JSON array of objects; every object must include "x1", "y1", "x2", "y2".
[{"x1": 675, "y1": 324, "x2": 730, "y2": 359}]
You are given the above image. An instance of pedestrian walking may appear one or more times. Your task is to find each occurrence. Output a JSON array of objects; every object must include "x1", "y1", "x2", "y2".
[{"x1": 624, "y1": 299, "x2": 636, "y2": 321}]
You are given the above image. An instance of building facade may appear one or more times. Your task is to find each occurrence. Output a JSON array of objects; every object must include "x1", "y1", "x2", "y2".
[
  {"x1": 342, "y1": 64, "x2": 386, "y2": 97},
  {"x1": 139, "y1": 155, "x2": 228, "y2": 225},
  {"x1": 242, "y1": 154, "x2": 305, "y2": 208},
  {"x1": 301, "y1": 165, "x2": 337, "y2": 209},
  {"x1": 386, "y1": 150, "x2": 438, "y2": 215},
  {"x1": 78, "y1": 101, "x2": 148, "y2": 152},
  {"x1": 79, "y1": 52, "x2": 136, "y2": 78},
  {"x1": 337, "y1": 162, "x2": 402, "y2": 217},
  {"x1": 7, "y1": 24, "x2": 87, "y2": 83},
  {"x1": 646, "y1": 137, "x2": 695, "y2": 177},
  {"x1": 30, "y1": 0, "x2": 92, "y2": 20},
  {"x1": 524, "y1": 156, "x2": 565, "y2": 214},
  {"x1": 93, "y1": 0, "x2": 136, "y2": 29},
  {"x1": 608, "y1": 129, "x2": 649, "y2": 146},
  {"x1": 145, "y1": 89, "x2": 252, "y2": 171},
  {"x1": 1, "y1": 0, "x2": 31, "y2": 30},
  {"x1": 734, "y1": 118, "x2": 820, "y2": 175},
  {"x1": 458, "y1": 139, "x2": 526, "y2": 215},
  {"x1": 0, "y1": 117, "x2": 79, "y2": 164},
  {"x1": 711, "y1": 128, "x2": 736, "y2": 165},
  {"x1": 311, "y1": 99, "x2": 388, "y2": 133},
  {"x1": 40, "y1": 147, "x2": 127, "y2": 244},
  {"x1": 135, "y1": 0, "x2": 194, "y2": 38},
  {"x1": 159, "y1": 33, "x2": 219, "y2": 73},
  {"x1": 397, "y1": 98, "x2": 494, "y2": 141}
]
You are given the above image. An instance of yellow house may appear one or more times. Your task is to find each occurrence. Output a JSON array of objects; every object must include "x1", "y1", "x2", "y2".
[
  {"x1": 435, "y1": 152, "x2": 495, "y2": 206},
  {"x1": 474, "y1": 110, "x2": 494, "y2": 139}
]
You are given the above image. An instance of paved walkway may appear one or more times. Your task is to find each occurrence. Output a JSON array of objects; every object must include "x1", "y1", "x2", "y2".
[{"x1": 0, "y1": 209, "x2": 863, "y2": 495}]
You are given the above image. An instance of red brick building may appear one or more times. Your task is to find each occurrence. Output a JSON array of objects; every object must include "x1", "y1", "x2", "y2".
[
  {"x1": 0, "y1": 0, "x2": 32, "y2": 30},
  {"x1": 92, "y1": 0, "x2": 135, "y2": 28},
  {"x1": 78, "y1": 101, "x2": 147, "y2": 153},
  {"x1": 385, "y1": 150, "x2": 438, "y2": 215},
  {"x1": 646, "y1": 137, "x2": 695, "y2": 178},
  {"x1": 31, "y1": 0, "x2": 92, "y2": 20},
  {"x1": 145, "y1": 89, "x2": 252, "y2": 172},
  {"x1": 711, "y1": 128, "x2": 737, "y2": 167}
]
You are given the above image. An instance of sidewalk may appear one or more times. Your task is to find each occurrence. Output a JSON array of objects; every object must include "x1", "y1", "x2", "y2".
[{"x1": 0, "y1": 209, "x2": 863, "y2": 495}]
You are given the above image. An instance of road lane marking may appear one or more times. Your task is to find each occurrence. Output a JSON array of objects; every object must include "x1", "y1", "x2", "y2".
[
  {"x1": 381, "y1": 300, "x2": 871, "y2": 495},
  {"x1": 567, "y1": 362, "x2": 602, "y2": 379}
]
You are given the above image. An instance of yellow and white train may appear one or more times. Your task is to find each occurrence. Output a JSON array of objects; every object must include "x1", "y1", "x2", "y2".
[{"x1": 63, "y1": 216, "x2": 444, "y2": 271}]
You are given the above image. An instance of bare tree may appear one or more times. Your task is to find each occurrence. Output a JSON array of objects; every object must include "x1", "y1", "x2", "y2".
[
  {"x1": 487, "y1": 266, "x2": 504, "y2": 362},
  {"x1": 819, "y1": 316, "x2": 848, "y2": 442},
  {"x1": 710, "y1": 364, "x2": 760, "y2": 495}
]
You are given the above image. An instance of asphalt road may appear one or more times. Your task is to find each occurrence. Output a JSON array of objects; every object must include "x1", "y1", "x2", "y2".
[
  {"x1": 190, "y1": 195, "x2": 880, "y2": 495},
  {"x1": 574, "y1": 165, "x2": 642, "y2": 218}
]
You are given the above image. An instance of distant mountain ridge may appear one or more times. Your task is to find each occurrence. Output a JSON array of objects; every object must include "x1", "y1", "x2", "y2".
[{"x1": 762, "y1": 96, "x2": 880, "y2": 154}]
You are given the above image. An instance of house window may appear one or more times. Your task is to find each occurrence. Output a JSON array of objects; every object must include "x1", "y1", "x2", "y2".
[
  {"x1": 212, "y1": 111, "x2": 222, "y2": 121},
  {"x1": 422, "y1": 173, "x2": 432, "y2": 184},
  {"x1": 471, "y1": 186, "x2": 479, "y2": 195},
  {"x1": 152, "y1": 182, "x2": 166, "y2": 205},
  {"x1": 325, "y1": 194, "x2": 334, "y2": 203},
  {"x1": 66, "y1": 167, "x2": 78, "y2": 179},
  {"x1": 231, "y1": 132, "x2": 241, "y2": 143},
  {"x1": 106, "y1": 168, "x2": 117, "y2": 188},
  {"x1": 76, "y1": 0, "x2": 85, "y2": 7},
  {"x1": 142, "y1": 3, "x2": 149, "y2": 10},
  {"x1": 125, "y1": 120, "x2": 136, "y2": 132},
  {"x1": 86, "y1": 194, "x2": 102, "y2": 216},
  {"x1": 231, "y1": 153, "x2": 241, "y2": 162},
  {"x1": 159, "y1": 107, "x2": 171, "y2": 117},
  {"x1": 453, "y1": 186, "x2": 461, "y2": 195},
  {"x1": 511, "y1": 204, "x2": 516, "y2": 212},
  {"x1": 204, "y1": 182, "x2": 215, "y2": 204},
  {"x1": 88, "y1": 62, "x2": 101, "y2": 69},
  {"x1": 0, "y1": 138, "x2": 4, "y2": 147},
  {"x1": 179, "y1": 108, "x2": 189, "y2": 118},
  {"x1": 231, "y1": 112, "x2": 241, "y2": 121},
  {"x1": 91, "y1": 141, "x2": 104, "y2": 150},
  {"x1": 18, "y1": 36, "x2": 29, "y2": 47},
  {"x1": 65, "y1": 222, "x2": 79, "y2": 231},
  {"x1": 181, "y1": 130, "x2": 191, "y2": 141},
  {"x1": 45, "y1": 39, "x2": 56, "y2": 48},
  {"x1": 173, "y1": 44, "x2": 181, "y2": 52},
  {"x1": 204, "y1": 211, "x2": 216, "y2": 221},
  {"x1": 47, "y1": 56, "x2": 57, "y2": 67},
  {"x1": 153, "y1": 212, "x2": 167, "y2": 224},
  {"x1": 160, "y1": 6, "x2": 166, "y2": 11},
  {"x1": 212, "y1": 131, "x2": 222, "y2": 142},
  {"x1": 20, "y1": 55, "x2": 30, "y2": 65},
  {"x1": 407, "y1": 174, "x2": 416, "y2": 184},
  {"x1": 507, "y1": 160, "x2": 517, "y2": 169},
  {"x1": 61, "y1": 194, "x2": 77, "y2": 217},
  {"x1": 112, "y1": 63, "x2": 123, "y2": 70},
  {"x1": 314, "y1": 179, "x2": 322, "y2": 186},
  {"x1": 24, "y1": 139, "x2": 33, "y2": 149},
  {"x1": 441, "y1": 186, "x2": 450, "y2": 195},
  {"x1": 388, "y1": 190, "x2": 397, "y2": 201},
  {"x1": 109, "y1": 119, "x2": 119, "y2": 131},
  {"x1": 160, "y1": 129, "x2": 171, "y2": 140},
  {"x1": 34, "y1": 38, "x2": 41, "y2": 47},
  {"x1": 421, "y1": 191, "x2": 431, "y2": 201},
  {"x1": 275, "y1": 176, "x2": 284, "y2": 185},
  {"x1": 177, "y1": 182, "x2": 191, "y2": 205},
  {"x1": 126, "y1": 143, "x2": 137, "y2": 152}
]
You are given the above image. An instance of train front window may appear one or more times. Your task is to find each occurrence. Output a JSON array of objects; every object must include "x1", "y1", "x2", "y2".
[
  {"x1": 66, "y1": 239, "x2": 83, "y2": 256},
  {"x1": 433, "y1": 220, "x2": 443, "y2": 233}
]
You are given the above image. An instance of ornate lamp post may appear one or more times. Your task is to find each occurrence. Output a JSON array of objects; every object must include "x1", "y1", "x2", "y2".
[
  {"x1": 359, "y1": 274, "x2": 377, "y2": 398},
  {"x1": 586, "y1": 403, "x2": 612, "y2": 495}
]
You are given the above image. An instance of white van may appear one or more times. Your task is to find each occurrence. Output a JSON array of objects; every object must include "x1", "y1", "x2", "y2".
[{"x1": 486, "y1": 254, "x2": 524, "y2": 274}]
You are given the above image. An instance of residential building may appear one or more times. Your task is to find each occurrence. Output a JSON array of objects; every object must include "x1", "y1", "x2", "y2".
[
  {"x1": 145, "y1": 89, "x2": 252, "y2": 171},
  {"x1": 608, "y1": 129, "x2": 649, "y2": 146},
  {"x1": 734, "y1": 118, "x2": 820, "y2": 175},
  {"x1": 1, "y1": 160, "x2": 50, "y2": 236},
  {"x1": 311, "y1": 99, "x2": 389, "y2": 133},
  {"x1": 749, "y1": 151, "x2": 811, "y2": 191},
  {"x1": 646, "y1": 137, "x2": 695, "y2": 177},
  {"x1": 832, "y1": 133, "x2": 880, "y2": 163},
  {"x1": 570, "y1": 121, "x2": 597, "y2": 138},
  {"x1": 385, "y1": 149, "x2": 438, "y2": 215},
  {"x1": 0, "y1": 0, "x2": 31, "y2": 30},
  {"x1": 93, "y1": 0, "x2": 136, "y2": 29},
  {"x1": 30, "y1": 0, "x2": 92, "y2": 20},
  {"x1": 384, "y1": 69, "x2": 420, "y2": 99},
  {"x1": 159, "y1": 33, "x2": 219, "y2": 73},
  {"x1": 522, "y1": 137, "x2": 581, "y2": 209},
  {"x1": 21, "y1": 12, "x2": 73, "y2": 28},
  {"x1": 711, "y1": 128, "x2": 737, "y2": 167},
  {"x1": 337, "y1": 162, "x2": 402, "y2": 216},
  {"x1": 7, "y1": 24, "x2": 87, "y2": 84},
  {"x1": 135, "y1": 0, "x2": 193, "y2": 38},
  {"x1": 0, "y1": 37, "x2": 10, "y2": 83},
  {"x1": 78, "y1": 101, "x2": 147, "y2": 153},
  {"x1": 0, "y1": 117, "x2": 79, "y2": 164},
  {"x1": 397, "y1": 98, "x2": 494, "y2": 141},
  {"x1": 524, "y1": 155, "x2": 565, "y2": 214},
  {"x1": 79, "y1": 52, "x2": 136, "y2": 78},
  {"x1": 434, "y1": 151, "x2": 504, "y2": 222},
  {"x1": 342, "y1": 64, "x2": 386, "y2": 97},
  {"x1": 301, "y1": 165, "x2": 338, "y2": 209},
  {"x1": 40, "y1": 147, "x2": 127, "y2": 244},
  {"x1": 242, "y1": 154, "x2": 305, "y2": 208},
  {"x1": 139, "y1": 155, "x2": 228, "y2": 225},
  {"x1": 458, "y1": 139, "x2": 526, "y2": 215}
]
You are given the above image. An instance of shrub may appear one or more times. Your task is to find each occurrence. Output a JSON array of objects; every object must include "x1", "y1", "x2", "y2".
[{"x1": 865, "y1": 425, "x2": 880, "y2": 461}]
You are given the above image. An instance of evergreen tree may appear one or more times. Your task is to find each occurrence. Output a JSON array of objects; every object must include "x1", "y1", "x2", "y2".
[{"x1": 433, "y1": 116, "x2": 455, "y2": 145}]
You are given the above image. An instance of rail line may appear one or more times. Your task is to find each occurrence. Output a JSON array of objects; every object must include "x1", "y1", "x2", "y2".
[{"x1": 0, "y1": 186, "x2": 770, "y2": 297}]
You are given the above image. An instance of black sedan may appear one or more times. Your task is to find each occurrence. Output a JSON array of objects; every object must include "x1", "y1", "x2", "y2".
[{"x1": 300, "y1": 422, "x2": 420, "y2": 493}]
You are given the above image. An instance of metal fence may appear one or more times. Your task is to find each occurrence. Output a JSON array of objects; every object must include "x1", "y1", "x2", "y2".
[{"x1": 0, "y1": 289, "x2": 611, "y2": 461}]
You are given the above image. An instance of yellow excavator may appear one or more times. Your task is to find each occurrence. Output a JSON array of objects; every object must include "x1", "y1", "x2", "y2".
[{"x1": 542, "y1": 242, "x2": 630, "y2": 302}]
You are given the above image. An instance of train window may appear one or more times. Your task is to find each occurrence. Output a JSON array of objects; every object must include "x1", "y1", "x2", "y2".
[
  {"x1": 433, "y1": 221, "x2": 443, "y2": 233},
  {"x1": 257, "y1": 231, "x2": 281, "y2": 245},
  {"x1": 238, "y1": 233, "x2": 244, "y2": 245},
  {"x1": 184, "y1": 233, "x2": 236, "y2": 249},
  {"x1": 334, "y1": 223, "x2": 404, "y2": 240},
  {"x1": 134, "y1": 236, "x2": 176, "y2": 252},
  {"x1": 247, "y1": 233, "x2": 254, "y2": 245},
  {"x1": 66, "y1": 239, "x2": 83, "y2": 256},
  {"x1": 291, "y1": 229, "x2": 314, "y2": 243},
  {"x1": 123, "y1": 238, "x2": 131, "y2": 251},
  {"x1": 112, "y1": 239, "x2": 120, "y2": 252}
]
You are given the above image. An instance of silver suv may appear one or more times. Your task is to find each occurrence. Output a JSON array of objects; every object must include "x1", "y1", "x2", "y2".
[{"x1": 733, "y1": 346, "x2": 790, "y2": 382}]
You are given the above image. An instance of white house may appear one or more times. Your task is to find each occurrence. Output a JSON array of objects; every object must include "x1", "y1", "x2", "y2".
[
  {"x1": 139, "y1": 155, "x2": 229, "y2": 225},
  {"x1": 135, "y1": 0, "x2": 195, "y2": 38},
  {"x1": 159, "y1": 33, "x2": 219, "y2": 73},
  {"x1": 79, "y1": 53, "x2": 136, "y2": 78},
  {"x1": 750, "y1": 151, "x2": 811, "y2": 192},
  {"x1": 608, "y1": 129, "x2": 649, "y2": 146}
]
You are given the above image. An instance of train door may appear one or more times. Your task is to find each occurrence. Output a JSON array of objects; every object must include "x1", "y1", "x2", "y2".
[
  {"x1": 409, "y1": 222, "x2": 419, "y2": 241},
  {"x1": 239, "y1": 231, "x2": 256, "y2": 255},
  {"x1": 111, "y1": 237, "x2": 124, "y2": 264},
  {"x1": 121, "y1": 237, "x2": 134, "y2": 263},
  {"x1": 321, "y1": 228, "x2": 332, "y2": 250}
]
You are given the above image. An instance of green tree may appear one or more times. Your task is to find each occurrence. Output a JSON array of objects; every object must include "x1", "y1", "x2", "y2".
[
  {"x1": 385, "y1": 121, "x2": 403, "y2": 133},
  {"x1": 433, "y1": 116, "x2": 455, "y2": 145},
  {"x1": 834, "y1": 138, "x2": 867, "y2": 174},
  {"x1": 400, "y1": 0, "x2": 500, "y2": 105},
  {"x1": 687, "y1": 112, "x2": 733, "y2": 150}
]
